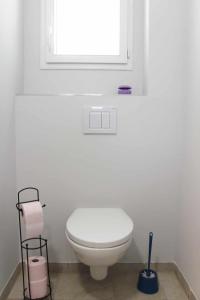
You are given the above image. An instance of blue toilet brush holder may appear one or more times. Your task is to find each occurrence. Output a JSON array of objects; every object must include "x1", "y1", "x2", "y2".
[{"x1": 137, "y1": 232, "x2": 159, "y2": 294}]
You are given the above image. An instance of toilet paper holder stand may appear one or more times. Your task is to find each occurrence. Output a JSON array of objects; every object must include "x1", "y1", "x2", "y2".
[{"x1": 16, "y1": 187, "x2": 53, "y2": 300}]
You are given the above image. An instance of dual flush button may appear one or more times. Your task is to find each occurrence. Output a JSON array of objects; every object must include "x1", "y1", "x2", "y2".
[
  {"x1": 89, "y1": 111, "x2": 110, "y2": 129},
  {"x1": 83, "y1": 106, "x2": 117, "y2": 134}
]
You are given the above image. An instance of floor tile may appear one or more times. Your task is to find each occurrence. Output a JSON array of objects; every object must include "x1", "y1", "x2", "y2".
[{"x1": 6, "y1": 266, "x2": 188, "y2": 300}]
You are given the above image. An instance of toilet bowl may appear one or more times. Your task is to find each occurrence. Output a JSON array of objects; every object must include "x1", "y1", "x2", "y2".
[{"x1": 65, "y1": 208, "x2": 134, "y2": 280}]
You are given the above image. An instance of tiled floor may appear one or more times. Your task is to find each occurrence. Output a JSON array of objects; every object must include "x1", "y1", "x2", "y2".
[{"x1": 7, "y1": 265, "x2": 189, "y2": 300}]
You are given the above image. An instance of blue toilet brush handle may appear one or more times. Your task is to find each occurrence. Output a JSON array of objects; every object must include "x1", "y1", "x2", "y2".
[{"x1": 147, "y1": 232, "x2": 153, "y2": 276}]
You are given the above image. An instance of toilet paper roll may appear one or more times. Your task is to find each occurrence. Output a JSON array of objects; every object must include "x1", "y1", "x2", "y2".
[
  {"x1": 25, "y1": 256, "x2": 47, "y2": 282},
  {"x1": 26, "y1": 276, "x2": 48, "y2": 299},
  {"x1": 21, "y1": 202, "x2": 44, "y2": 238}
]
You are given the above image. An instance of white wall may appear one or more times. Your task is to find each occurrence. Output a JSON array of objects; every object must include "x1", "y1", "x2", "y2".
[
  {"x1": 0, "y1": 0, "x2": 23, "y2": 294},
  {"x1": 176, "y1": 1, "x2": 200, "y2": 299},
  {"x1": 23, "y1": 0, "x2": 145, "y2": 95},
  {"x1": 16, "y1": 0, "x2": 186, "y2": 264},
  {"x1": 16, "y1": 95, "x2": 181, "y2": 263}
]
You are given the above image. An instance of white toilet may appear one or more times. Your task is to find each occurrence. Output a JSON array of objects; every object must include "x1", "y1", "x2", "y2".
[{"x1": 65, "y1": 208, "x2": 134, "y2": 280}]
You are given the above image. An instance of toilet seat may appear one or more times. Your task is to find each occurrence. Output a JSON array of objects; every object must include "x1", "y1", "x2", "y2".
[{"x1": 66, "y1": 208, "x2": 134, "y2": 249}]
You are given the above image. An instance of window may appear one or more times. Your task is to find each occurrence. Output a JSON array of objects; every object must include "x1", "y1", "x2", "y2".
[{"x1": 41, "y1": 0, "x2": 132, "y2": 69}]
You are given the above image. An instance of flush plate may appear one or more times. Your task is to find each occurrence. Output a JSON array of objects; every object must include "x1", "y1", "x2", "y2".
[{"x1": 83, "y1": 106, "x2": 117, "y2": 134}]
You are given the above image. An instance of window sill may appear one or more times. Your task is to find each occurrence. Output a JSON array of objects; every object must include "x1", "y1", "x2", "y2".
[{"x1": 40, "y1": 61, "x2": 133, "y2": 71}]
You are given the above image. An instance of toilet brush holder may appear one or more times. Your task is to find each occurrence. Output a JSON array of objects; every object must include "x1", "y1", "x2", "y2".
[
  {"x1": 138, "y1": 269, "x2": 159, "y2": 294},
  {"x1": 137, "y1": 232, "x2": 159, "y2": 294}
]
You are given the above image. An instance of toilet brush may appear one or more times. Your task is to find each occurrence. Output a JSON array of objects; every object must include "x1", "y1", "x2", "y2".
[{"x1": 137, "y1": 232, "x2": 159, "y2": 294}]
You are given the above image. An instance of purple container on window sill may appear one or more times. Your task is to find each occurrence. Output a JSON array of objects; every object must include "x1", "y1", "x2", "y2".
[{"x1": 118, "y1": 85, "x2": 132, "y2": 95}]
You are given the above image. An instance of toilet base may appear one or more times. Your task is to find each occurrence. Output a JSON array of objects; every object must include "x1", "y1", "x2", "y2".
[
  {"x1": 90, "y1": 266, "x2": 108, "y2": 280},
  {"x1": 66, "y1": 236, "x2": 132, "y2": 281}
]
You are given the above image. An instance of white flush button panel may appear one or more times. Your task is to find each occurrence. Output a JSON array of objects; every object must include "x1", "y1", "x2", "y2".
[{"x1": 83, "y1": 106, "x2": 117, "y2": 134}]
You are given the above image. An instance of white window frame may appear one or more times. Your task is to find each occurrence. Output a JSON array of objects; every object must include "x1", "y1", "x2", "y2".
[{"x1": 40, "y1": 0, "x2": 133, "y2": 70}]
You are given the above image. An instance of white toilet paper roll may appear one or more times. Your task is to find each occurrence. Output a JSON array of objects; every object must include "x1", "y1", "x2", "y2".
[{"x1": 21, "y1": 202, "x2": 44, "y2": 238}]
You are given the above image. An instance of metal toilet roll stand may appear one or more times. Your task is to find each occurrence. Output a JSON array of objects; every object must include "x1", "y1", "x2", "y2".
[{"x1": 16, "y1": 187, "x2": 53, "y2": 300}]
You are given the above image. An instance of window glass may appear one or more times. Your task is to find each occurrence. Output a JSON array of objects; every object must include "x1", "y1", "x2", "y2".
[{"x1": 53, "y1": 0, "x2": 121, "y2": 56}]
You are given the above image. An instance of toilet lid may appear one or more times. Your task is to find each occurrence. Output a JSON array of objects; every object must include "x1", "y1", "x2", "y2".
[{"x1": 66, "y1": 208, "x2": 134, "y2": 248}]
